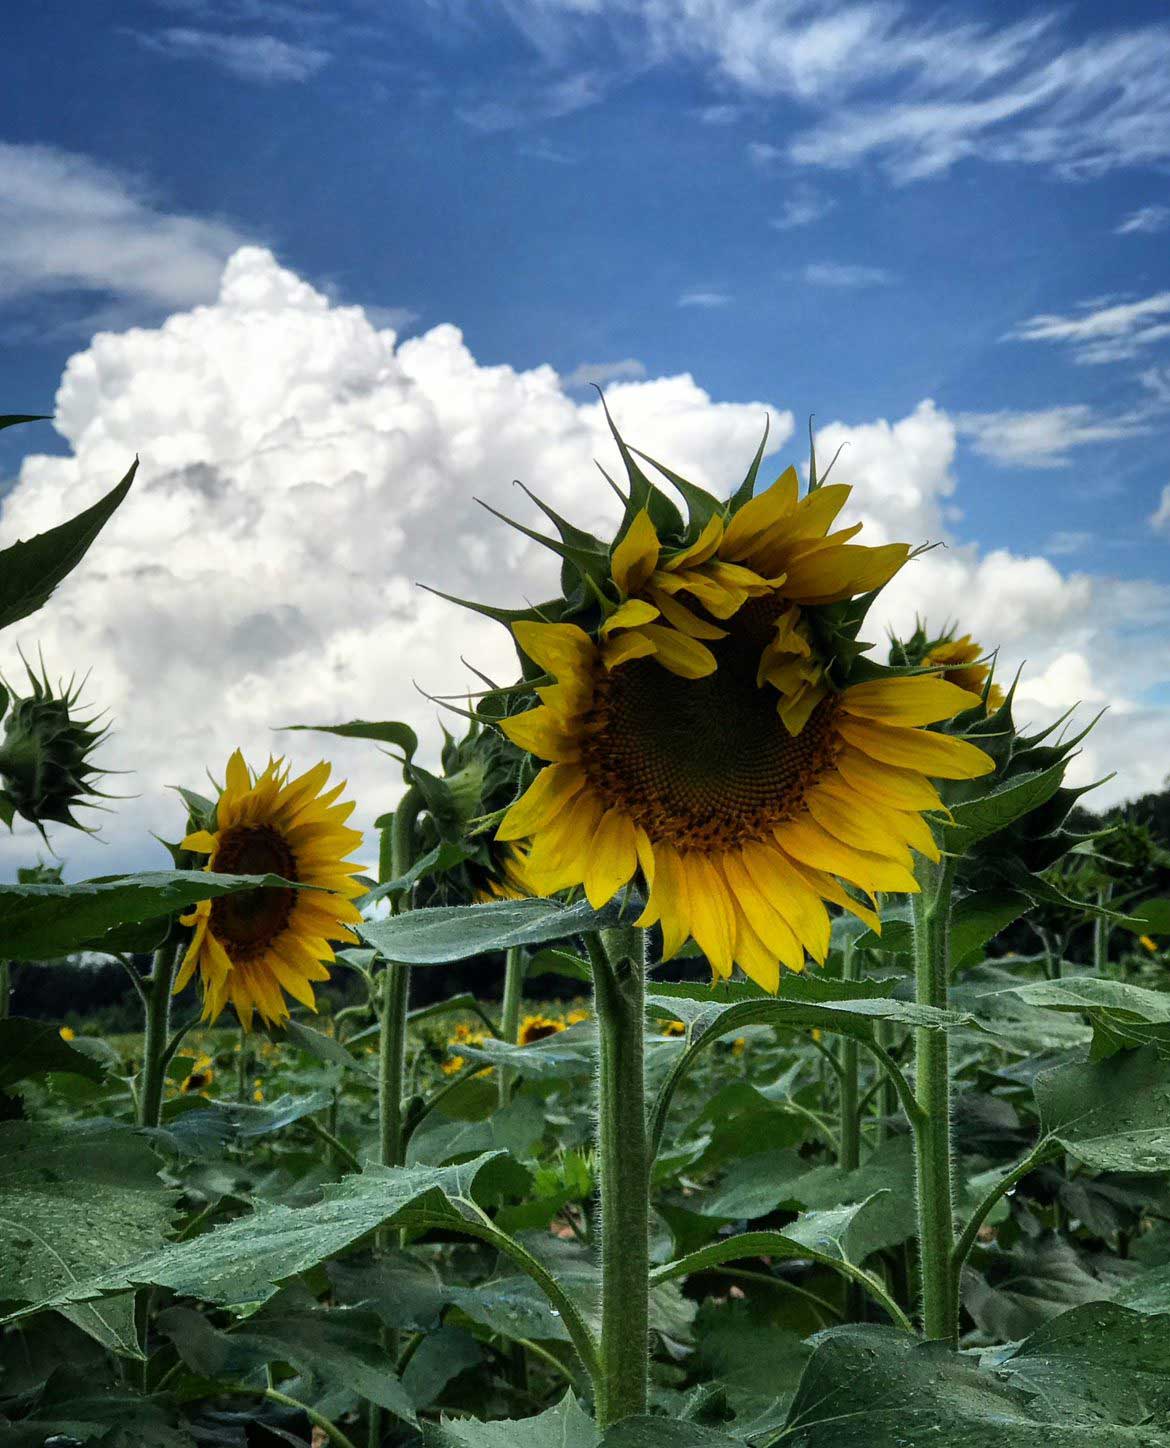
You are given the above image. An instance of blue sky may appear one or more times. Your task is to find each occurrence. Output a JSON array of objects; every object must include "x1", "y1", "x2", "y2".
[{"x1": 0, "y1": 0, "x2": 1168, "y2": 873}]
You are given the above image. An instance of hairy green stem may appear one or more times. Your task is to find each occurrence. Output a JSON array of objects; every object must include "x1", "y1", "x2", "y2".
[
  {"x1": 498, "y1": 944, "x2": 525, "y2": 1106},
  {"x1": 1094, "y1": 885, "x2": 1111, "y2": 975},
  {"x1": 588, "y1": 928, "x2": 650, "y2": 1427},
  {"x1": 910, "y1": 855, "x2": 958, "y2": 1345},
  {"x1": 138, "y1": 942, "x2": 182, "y2": 1129},
  {"x1": 370, "y1": 785, "x2": 424, "y2": 1448},
  {"x1": 838, "y1": 938, "x2": 861, "y2": 1172}
]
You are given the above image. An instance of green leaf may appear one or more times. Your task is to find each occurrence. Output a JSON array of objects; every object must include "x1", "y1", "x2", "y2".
[
  {"x1": 1036, "y1": 1045, "x2": 1170, "y2": 1173},
  {"x1": 0, "y1": 413, "x2": 51, "y2": 430},
  {"x1": 0, "y1": 459, "x2": 136, "y2": 631},
  {"x1": 0, "y1": 1119, "x2": 176, "y2": 1355},
  {"x1": 359, "y1": 894, "x2": 641, "y2": 964},
  {"x1": 445, "y1": 1274, "x2": 573, "y2": 1343},
  {"x1": 280, "y1": 718, "x2": 419, "y2": 758},
  {"x1": 359, "y1": 840, "x2": 476, "y2": 908},
  {"x1": 459, "y1": 1026, "x2": 597, "y2": 1081},
  {"x1": 0, "y1": 1017, "x2": 107, "y2": 1090},
  {"x1": 0, "y1": 1369, "x2": 194, "y2": 1447},
  {"x1": 1006, "y1": 977, "x2": 1170, "y2": 1026},
  {"x1": 942, "y1": 761, "x2": 1068, "y2": 852},
  {"x1": 5, "y1": 1152, "x2": 512, "y2": 1316},
  {"x1": 963, "y1": 1234, "x2": 1115, "y2": 1341},
  {"x1": 1122, "y1": 897, "x2": 1170, "y2": 936},
  {"x1": 601, "y1": 1424, "x2": 740, "y2": 1447},
  {"x1": 952, "y1": 888, "x2": 1034, "y2": 968},
  {"x1": 424, "y1": 1390, "x2": 598, "y2": 1446},
  {"x1": 146, "y1": 1090, "x2": 335, "y2": 1159},
  {"x1": 782, "y1": 1305, "x2": 1170, "y2": 1444},
  {"x1": 526, "y1": 946, "x2": 593, "y2": 984},
  {"x1": 279, "y1": 1019, "x2": 374, "y2": 1077},
  {"x1": 158, "y1": 1297, "x2": 417, "y2": 1422},
  {"x1": 0, "y1": 868, "x2": 315, "y2": 959}
]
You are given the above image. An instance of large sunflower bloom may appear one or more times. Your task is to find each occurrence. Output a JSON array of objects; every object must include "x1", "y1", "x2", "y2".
[
  {"x1": 175, "y1": 751, "x2": 365, "y2": 1030},
  {"x1": 489, "y1": 453, "x2": 994, "y2": 993}
]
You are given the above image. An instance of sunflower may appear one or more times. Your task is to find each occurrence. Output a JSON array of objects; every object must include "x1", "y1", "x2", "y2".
[
  {"x1": 484, "y1": 427, "x2": 994, "y2": 993},
  {"x1": 518, "y1": 1012, "x2": 565, "y2": 1045},
  {"x1": 179, "y1": 1053, "x2": 215, "y2": 1094},
  {"x1": 175, "y1": 751, "x2": 364, "y2": 1030},
  {"x1": 891, "y1": 625, "x2": 1004, "y2": 713},
  {"x1": 660, "y1": 1019, "x2": 686, "y2": 1037},
  {"x1": 58, "y1": 1025, "x2": 76, "y2": 1041}
]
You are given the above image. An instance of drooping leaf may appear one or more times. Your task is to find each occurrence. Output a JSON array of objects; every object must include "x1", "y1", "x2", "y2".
[
  {"x1": 279, "y1": 1019, "x2": 374, "y2": 1077},
  {"x1": 0, "y1": 1119, "x2": 176, "y2": 1355},
  {"x1": 359, "y1": 893, "x2": 642, "y2": 964},
  {"x1": 1121, "y1": 897, "x2": 1170, "y2": 936},
  {"x1": 145, "y1": 1090, "x2": 335, "y2": 1160},
  {"x1": 1036, "y1": 1045, "x2": 1170, "y2": 1173},
  {"x1": 280, "y1": 718, "x2": 419, "y2": 759},
  {"x1": 0, "y1": 868, "x2": 315, "y2": 959},
  {"x1": 4, "y1": 1152, "x2": 514, "y2": 1317},
  {"x1": 963, "y1": 1234, "x2": 1116, "y2": 1341},
  {"x1": 0, "y1": 1017, "x2": 107, "y2": 1090},
  {"x1": 0, "y1": 460, "x2": 136, "y2": 631},
  {"x1": 158, "y1": 1298, "x2": 417, "y2": 1422}
]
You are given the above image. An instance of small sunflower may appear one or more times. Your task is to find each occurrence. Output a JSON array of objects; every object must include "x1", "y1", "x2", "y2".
[
  {"x1": 179, "y1": 1053, "x2": 215, "y2": 1094},
  {"x1": 891, "y1": 624, "x2": 1004, "y2": 713},
  {"x1": 58, "y1": 1025, "x2": 76, "y2": 1041},
  {"x1": 661, "y1": 1019, "x2": 686, "y2": 1037},
  {"x1": 477, "y1": 420, "x2": 994, "y2": 992},
  {"x1": 175, "y1": 751, "x2": 364, "y2": 1030},
  {"x1": 441, "y1": 1054, "x2": 467, "y2": 1076},
  {"x1": 518, "y1": 1012, "x2": 565, "y2": 1045}
]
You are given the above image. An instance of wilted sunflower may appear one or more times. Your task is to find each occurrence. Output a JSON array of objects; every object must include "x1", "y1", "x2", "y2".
[
  {"x1": 473, "y1": 412, "x2": 995, "y2": 992},
  {"x1": 175, "y1": 751, "x2": 364, "y2": 1030}
]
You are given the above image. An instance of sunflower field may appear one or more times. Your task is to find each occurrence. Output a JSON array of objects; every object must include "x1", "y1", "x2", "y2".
[{"x1": 4, "y1": 405, "x2": 1170, "y2": 1447}]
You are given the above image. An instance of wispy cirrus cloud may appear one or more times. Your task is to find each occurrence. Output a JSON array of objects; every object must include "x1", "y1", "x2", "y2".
[
  {"x1": 677, "y1": 289, "x2": 732, "y2": 308},
  {"x1": 772, "y1": 187, "x2": 836, "y2": 230},
  {"x1": 564, "y1": 358, "x2": 647, "y2": 388},
  {"x1": 130, "y1": 26, "x2": 330, "y2": 81},
  {"x1": 802, "y1": 261, "x2": 891, "y2": 288},
  {"x1": 1006, "y1": 292, "x2": 1170, "y2": 365},
  {"x1": 1152, "y1": 486, "x2": 1170, "y2": 536},
  {"x1": 1116, "y1": 205, "x2": 1170, "y2": 236},
  {"x1": 956, "y1": 404, "x2": 1151, "y2": 468},
  {"x1": 0, "y1": 142, "x2": 249, "y2": 309}
]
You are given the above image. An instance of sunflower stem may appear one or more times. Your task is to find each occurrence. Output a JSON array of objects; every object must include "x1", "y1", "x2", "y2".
[
  {"x1": 498, "y1": 944, "x2": 525, "y2": 1106},
  {"x1": 588, "y1": 927, "x2": 650, "y2": 1428},
  {"x1": 1094, "y1": 884, "x2": 1111, "y2": 975},
  {"x1": 910, "y1": 854, "x2": 958, "y2": 1345},
  {"x1": 370, "y1": 785, "x2": 424, "y2": 1448},
  {"x1": 139, "y1": 941, "x2": 182, "y2": 1129},
  {"x1": 837, "y1": 936, "x2": 861, "y2": 1173}
]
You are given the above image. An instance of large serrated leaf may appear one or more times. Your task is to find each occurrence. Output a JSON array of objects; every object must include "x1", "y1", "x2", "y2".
[
  {"x1": 359, "y1": 894, "x2": 641, "y2": 964},
  {"x1": 1035, "y1": 1046, "x2": 1170, "y2": 1173},
  {"x1": 0, "y1": 1119, "x2": 176, "y2": 1356},
  {"x1": 4, "y1": 1152, "x2": 512, "y2": 1317},
  {"x1": 424, "y1": 1390, "x2": 599, "y2": 1446},
  {"x1": 0, "y1": 868, "x2": 315, "y2": 959},
  {"x1": 0, "y1": 459, "x2": 136, "y2": 631}
]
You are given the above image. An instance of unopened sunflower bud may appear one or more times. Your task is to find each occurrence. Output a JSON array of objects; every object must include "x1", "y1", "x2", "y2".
[{"x1": 0, "y1": 663, "x2": 109, "y2": 836}]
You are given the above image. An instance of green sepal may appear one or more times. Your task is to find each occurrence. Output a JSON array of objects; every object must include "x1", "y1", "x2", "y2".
[
  {"x1": 594, "y1": 387, "x2": 685, "y2": 537},
  {"x1": 727, "y1": 414, "x2": 771, "y2": 511},
  {"x1": 0, "y1": 413, "x2": 51, "y2": 431},
  {"x1": 629, "y1": 444, "x2": 724, "y2": 536}
]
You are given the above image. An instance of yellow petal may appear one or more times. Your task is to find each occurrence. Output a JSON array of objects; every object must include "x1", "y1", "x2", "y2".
[
  {"x1": 611, "y1": 509, "x2": 661, "y2": 595},
  {"x1": 637, "y1": 625, "x2": 717, "y2": 678},
  {"x1": 634, "y1": 826, "x2": 656, "y2": 889},
  {"x1": 815, "y1": 778, "x2": 942, "y2": 863},
  {"x1": 683, "y1": 853, "x2": 736, "y2": 978},
  {"x1": 513, "y1": 620, "x2": 595, "y2": 679},
  {"x1": 182, "y1": 829, "x2": 218, "y2": 855},
  {"x1": 740, "y1": 842, "x2": 830, "y2": 962},
  {"x1": 838, "y1": 717, "x2": 995, "y2": 780},
  {"x1": 497, "y1": 763, "x2": 587, "y2": 842},
  {"x1": 526, "y1": 789, "x2": 602, "y2": 888},
  {"x1": 836, "y1": 747, "x2": 944, "y2": 813},
  {"x1": 224, "y1": 749, "x2": 250, "y2": 801},
  {"x1": 787, "y1": 859, "x2": 880, "y2": 933},
  {"x1": 841, "y1": 675, "x2": 984, "y2": 726},
  {"x1": 600, "y1": 598, "x2": 661, "y2": 635},
  {"x1": 722, "y1": 852, "x2": 805, "y2": 974},
  {"x1": 782, "y1": 542, "x2": 910, "y2": 604},
  {"x1": 805, "y1": 782, "x2": 914, "y2": 867},
  {"x1": 647, "y1": 586, "x2": 728, "y2": 640},
  {"x1": 499, "y1": 706, "x2": 582, "y2": 762},
  {"x1": 721, "y1": 465, "x2": 799, "y2": 560},
  {"x1": 637, "y1": 841, "x2": 689, "y2": 958},
  {"x1": 774, "y1": 816, "x2": 920, "y2": 895},
  {"x1": 663, "y1": 514, "x2": 725, "y2": 571},
  {"x1": 602, "y1": 630, "x2": 658, "y2": 670},
  {"x1": 731, "y1": 906, "x2": 781, "y2": 992},
  {"x1": 583, "y1": 808, "x2": 639, "y2": 908}
]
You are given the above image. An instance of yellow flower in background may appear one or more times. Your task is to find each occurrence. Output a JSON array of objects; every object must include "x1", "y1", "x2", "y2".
[
  {"x1": 731, "y1": 1037, "x2": 747, "y2": 1057},
  {"x1": 498, "y1": 614, "x2": 993, "y2": 992},
  {"x1": 661, "y1": 1019, "x2": 686, "y2": 1037},
  {"x1": 252, "y1": 1087, "x2": 264, "y2": 1103},
  {"x1": 565, "y1": 1007, "x2": 590, "y2": 1026},
  {"x1": 518, "y1": 1013, "x2": 565, "y2": 1046},
  {"x1": 1141, "y1": 935, "x2": 1159, "y2": 953},
  {"x1": 921, "y1": 634, "x2": 1005, "y2": 713},
  {"x1": 58, "y1": 1025, "x2": 76, "y2": 1041},
  {"x1": 175, "y1": 751, "x2": 364, "y2": 1031},
  {"x1": 442, "y1": 1054, "x2": 467, "y2": 1076},
  {"x1": 180, "y1": 1053, "x2": 215, "y2": 1094}
]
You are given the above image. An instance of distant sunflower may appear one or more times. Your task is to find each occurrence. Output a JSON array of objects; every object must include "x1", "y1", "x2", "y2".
[
  {"x1": 518, "y1": 1013, "x2": 565, "y2": 1045},
  {"x1": 891, "y1": 625, "x2": 1004, "y2": 713},
  {"x1": 484, "y1": 429, "x2": 994, "y2": 993},
  {"x1": 180, "y1": 1053, "x2": 215, "y2": 1094},
  {"x1": 175, "y1": 751, "x2": 364, "y2": 1030}
]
